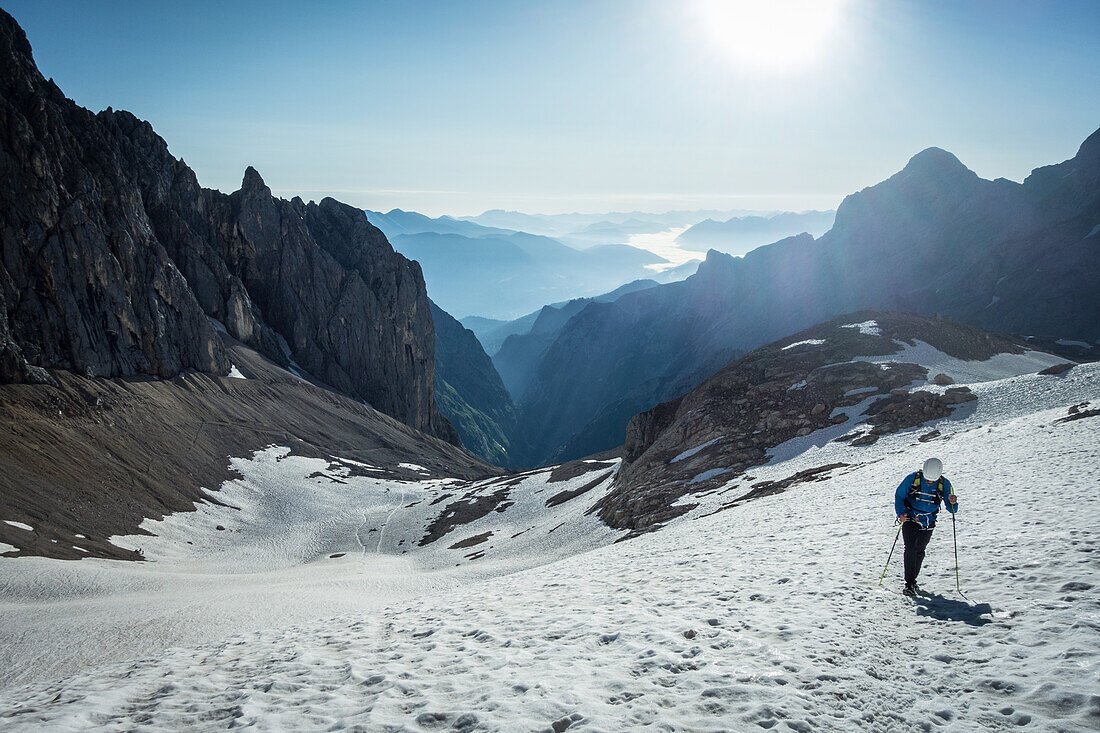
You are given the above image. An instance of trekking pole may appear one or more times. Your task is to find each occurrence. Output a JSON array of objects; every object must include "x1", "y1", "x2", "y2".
[
  {"x1": 952, "y1": 509, "x2": 960, "y2": 592},
  {"x1": 879, "y1": 520, "x2": 903, "y2": 586}
]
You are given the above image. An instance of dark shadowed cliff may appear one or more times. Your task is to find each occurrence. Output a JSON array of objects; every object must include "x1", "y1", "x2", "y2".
[{"x1": 430, "y1": 300, "x2": 516, "y2": 466}]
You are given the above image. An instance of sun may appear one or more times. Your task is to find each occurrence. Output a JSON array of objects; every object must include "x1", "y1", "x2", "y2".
[{"x1": 693, "y1": 0, "x2": 850, "y2": 73}]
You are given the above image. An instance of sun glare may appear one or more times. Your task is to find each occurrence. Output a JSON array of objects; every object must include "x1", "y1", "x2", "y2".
[{"x1": 694, "y1": 0, "x2": 850, "y2": 73}]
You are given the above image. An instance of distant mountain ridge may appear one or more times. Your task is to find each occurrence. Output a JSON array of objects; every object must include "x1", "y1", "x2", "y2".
[
  {"x1": 388, "y1": 230, "x2": 667, "y2": 320},
  {"x1": 365, "y1": 208, "x2": 516, "y2": 239},
  {"x1": 503, "y1": 129, "x2": 1100, "y2": 468},
  {"x1": 676, "y1": 210, "x2": 836, "y2": 256},
  {"x1": 492, "y1": 279, "x2": 661, "y2": 404},
  {"x1": 459, "y1": 208, "x2": 772, "y2": 238},
  {"x1": 463, "y1": 278, "x2": 660, "y2": 358}
]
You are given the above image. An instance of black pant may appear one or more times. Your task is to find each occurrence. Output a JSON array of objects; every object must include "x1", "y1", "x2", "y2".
[{"x1": 902, "y1": 522, "x2": 934, "y2": 586}]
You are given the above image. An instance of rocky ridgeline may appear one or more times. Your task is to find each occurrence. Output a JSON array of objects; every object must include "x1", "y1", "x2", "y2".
[
  {"x1": 594, "y1": 311, "x2": 1017, "y2": 535},
  {"x1": 496, "y1": 124, "x2": 1100, "y2": 468},
  {"x1": 0, "y1": 10, "x2": 455, "y2": 442}
]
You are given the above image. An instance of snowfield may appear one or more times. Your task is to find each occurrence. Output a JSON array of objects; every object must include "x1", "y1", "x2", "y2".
[
  {"x1": 852, "y1": 340, "x2": 1066, "y2": 384},
  {"x1": 1, "y1": 365, "x2": 1098, "y2": 731}
]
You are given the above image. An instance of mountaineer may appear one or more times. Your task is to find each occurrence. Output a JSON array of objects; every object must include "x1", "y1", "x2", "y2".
[{"x1": 895, "y1": 457, "x2": 958, "y2": 596}]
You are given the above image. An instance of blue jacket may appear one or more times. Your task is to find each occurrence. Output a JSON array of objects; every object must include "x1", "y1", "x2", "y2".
[{"x1": 895, "y1": 472, "x2": 957, "y2": 529}]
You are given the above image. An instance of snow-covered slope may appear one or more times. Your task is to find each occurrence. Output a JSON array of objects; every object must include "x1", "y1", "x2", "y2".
[
  {"x1": 1, "y1": 362, "x2": 1097, "y2": 730},
  {"x1": 0, "y1": 454, "x2": 622, "y2": 689}
]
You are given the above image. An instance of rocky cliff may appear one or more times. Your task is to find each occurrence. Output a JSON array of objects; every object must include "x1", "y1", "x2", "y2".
[
  {"x1": 431, "y1": 300, "x2": 516, "y2": 466},
  {"x1": 0, "y1": 9, "x2": 455, "y2": 442}
]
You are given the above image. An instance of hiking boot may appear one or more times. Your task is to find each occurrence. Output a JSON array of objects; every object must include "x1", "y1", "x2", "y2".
[{"x1": 902, "y1": 583, "x2": 918, "y2": 597}]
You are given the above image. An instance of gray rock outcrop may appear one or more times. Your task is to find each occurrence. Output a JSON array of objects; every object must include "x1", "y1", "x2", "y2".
[{"x1": 0, "y1": 10, "x2": 455, "y2": 442}]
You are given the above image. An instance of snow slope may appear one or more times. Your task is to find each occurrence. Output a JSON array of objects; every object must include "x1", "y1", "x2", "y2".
[
  {"x1": 0, "y1": 366, "x2": 1098, "y2": 730},
  {"x1": 0, "y1": 455, "x2": 621, "y2": 688},
  {"x1": 851, "y1": 339, "x2": 1066, "y2": 384}
]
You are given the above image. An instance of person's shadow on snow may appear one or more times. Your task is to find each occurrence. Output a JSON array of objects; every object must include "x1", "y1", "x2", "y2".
[{"x1": 913, "y1": 593, "x2": 993, "y2": 626}]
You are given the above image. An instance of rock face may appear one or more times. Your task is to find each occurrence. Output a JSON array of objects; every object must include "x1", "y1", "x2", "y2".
[
  {"x1": 0, "y1": 19, "x2": 226, "y2": 383},
  {"x1": 597, "y1": 311, "x2": 1052, "y2": 535},
  {"x1": 506, "y1": 130, "x2": 1100, "y2": 468},
  {"x1": 431, "y1": 300, "x2": 516, "y2": 466},
  {"x1": 0, "y1": 10, "x2": 455, "y2": 442}
]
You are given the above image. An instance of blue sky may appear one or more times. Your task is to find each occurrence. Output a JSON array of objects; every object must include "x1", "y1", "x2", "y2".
[{"x1": 6, "y1": 0, "x2": 1099, "y2": 216}]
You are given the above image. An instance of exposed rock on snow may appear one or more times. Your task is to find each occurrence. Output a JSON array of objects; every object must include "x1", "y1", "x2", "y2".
[
  {"x1": 1054, "y1": 401, "x2": 1099, "y2": 424},
  {"x1": 1039, "y1": 362, "x2": 1075, "y2": 376}
]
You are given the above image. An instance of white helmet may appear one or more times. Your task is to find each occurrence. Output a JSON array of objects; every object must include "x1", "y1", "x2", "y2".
[{"x1": 923, "y1": 457, "x2": 943, "y2": 482}]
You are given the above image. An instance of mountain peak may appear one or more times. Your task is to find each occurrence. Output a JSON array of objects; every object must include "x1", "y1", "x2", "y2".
[
  {"x1": 240, "y1": 166, "x2": 269, "y2": 195},
  {"x1": 1073, "y1": 125, "x2": 1100, "y2": 166},
  {"x1": 1078, "y1": 124, "x2": 1100, "y2": 147},
  {"x1": 0, "y1": 9, "x2": 33, "y2": 62},
  {"x1": 901, "y1": 147, "x2": 973, "y2": 179},
  {"x1": 0, "y1": 9, "x2": 44, "y2": 96}
]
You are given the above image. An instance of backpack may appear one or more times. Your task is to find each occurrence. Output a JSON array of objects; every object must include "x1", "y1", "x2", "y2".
[{"x1": 905, "y1": 470, "x2": 944, "y2": 518}]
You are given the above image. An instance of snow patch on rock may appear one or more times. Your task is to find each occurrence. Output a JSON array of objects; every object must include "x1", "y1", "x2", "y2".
[
  {"x1": 853, "y1": 340, "x2": 1066, "y2": 384},
  {"x1": 781, "y1": 338, "x2": 826, "y2": 351},
  {"x1": 670, "y1": 437, "x2": 723, "y2": 463},
  {"x1": 689, "y1": 467, "x2": 731, "y2": 484},
  {"x1": 840, "y1": 319, "x2": 881, "y2": 336}
]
